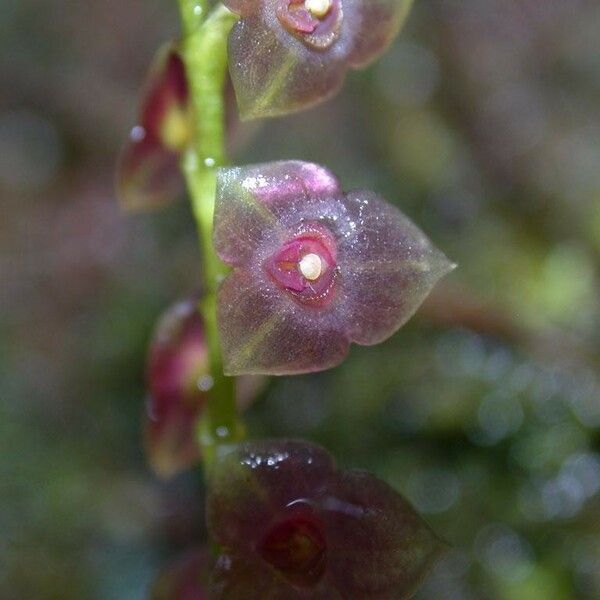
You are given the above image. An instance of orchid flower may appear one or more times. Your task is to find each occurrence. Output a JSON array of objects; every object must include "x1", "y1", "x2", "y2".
[
  {"x1": 222, "y1": 0, "x2": 414, "y2": 118},
  {"x1": 214, "y1": 161, "x2": 454, "y2": 376}
]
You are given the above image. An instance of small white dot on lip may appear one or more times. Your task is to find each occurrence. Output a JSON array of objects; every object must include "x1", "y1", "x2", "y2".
[{"x1": 299, "y1": 253, "x2": 323, "y2": 281}]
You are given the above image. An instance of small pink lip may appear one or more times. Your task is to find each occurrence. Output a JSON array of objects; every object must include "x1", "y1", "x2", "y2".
[
  {"x1": 264, "y1": 225, "x2": 339, "y2": 307},
  {"x1": 276, "y1": 0, "x2": 320, "y2": 34},
  {"x1": 276, "y1": 0, "x2": 343, "y2": 49}
]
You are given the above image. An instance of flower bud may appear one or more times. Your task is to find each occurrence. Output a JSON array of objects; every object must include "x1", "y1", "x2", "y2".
[
  {"x1": 116, "y1": 45, "x2": 191, "y2": 212},
  {"x1": 222, "y1": 0, "x2": 415, "y2": 118}
]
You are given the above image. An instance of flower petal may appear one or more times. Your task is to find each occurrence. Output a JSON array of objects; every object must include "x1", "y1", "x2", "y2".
[
  {"x1": 221, "y1": 0, "x2": 260, "y2": 18},
  {"x1": 323, "y1": 470, "x2": 446, "y2": 599},
  {"x1": 210, "y1": 552, "x2": 337, "y2": 599},
  {"x1": 145, "y1": 298, "x2": 265, "y2": 477},
  {"x1": 217, "y1": 268, "x2": 350, "y2": 375},
  {"x1": 207, "y1": 440, "x2": 336, "y2": 552},
  {"x1": 215, "y1": 162, "x2": 453, "y2": 376},
  {"x1": 348, "y1": 0, "x2": 415, "y2": 68},
  {"x1": 228, "y1": 15, "x2": 347, "y2": 119},
  {"x1": 214, "y1": 161, "x2": 341, "y2": 266},
  {"x1": 117, "y1": 134, "x2": 184, "y2": 212},
  {"x1": 207, "y1": 440, "x2": 445, "y2": 598},
  {"x1": 140, "y1": 47, "x2": 190, "y2": 146},
  {"x1": 338, "y1": 190, "x2": 455, "y2": 345}
]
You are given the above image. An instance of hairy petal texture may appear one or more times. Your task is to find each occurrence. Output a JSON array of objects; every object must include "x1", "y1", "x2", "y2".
[
  {"x1": 207, "y1": 440, "x2": 445, "y2": 598},
  {"x1": 222, "y1": 0, "x2": 414, "y2": 118},
  {"x1": 214, "y1": 161, "x2": 454, "y2": 376}
]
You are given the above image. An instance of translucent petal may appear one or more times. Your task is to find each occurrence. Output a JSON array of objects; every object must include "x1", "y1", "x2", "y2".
[
  {"x1": 228, "y1": 15, "x2": 347, "y2": 119},
  {"x1": 139, "y1": 47, "x2": 190, "y2": 146},
  {"x1": 145, "y1": 298, "x2": 264, "y2": 477},
  {"x1": 348, "y1": 0, "x2": 415, "y2": 68},
  {"x1": 225, "y1": 1, "x2": 414, "y2": 119},
  {"x1": 207, "y1": 440, "x2": 336, "y2": 552},
  {"x1": 214, "y1": 161, "x2": 341, "y2": 266},
  {"x1": 324, "y1": 470, "x2": 446, "y2": 599},
  {"x1": 217, "y1": 268, "x2": 350, "y2": 375},
  {"x1": 337, "y1": 190, "x2": 456, "y2": 345}
]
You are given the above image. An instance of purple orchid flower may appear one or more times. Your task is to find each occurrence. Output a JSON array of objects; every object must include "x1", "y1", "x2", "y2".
[
  {"x1": 213, "y1": 160, "x2": 454, "y2": 376},
  {"x1": 207, "y1": 440, "x2": 445, "y2": 598},
  {"x1": 222, "y1": 0, "x2": 414, "y2": 118}
]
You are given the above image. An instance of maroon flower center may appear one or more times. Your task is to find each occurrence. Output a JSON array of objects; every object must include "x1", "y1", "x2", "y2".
[
  {"x1": 258, "y1": 511, "x2": 327, "y2": 587},
  {"x1": 264, "y1": 226, "x2": 338, "y2": 307},
  {"x1": 276, "y1": 0, "x2": 343, "y2": 49}
]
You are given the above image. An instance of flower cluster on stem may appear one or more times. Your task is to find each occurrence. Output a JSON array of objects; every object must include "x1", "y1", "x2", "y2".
[{"x1": 120, "y1": 1, "x2": 453, "y2": 596}]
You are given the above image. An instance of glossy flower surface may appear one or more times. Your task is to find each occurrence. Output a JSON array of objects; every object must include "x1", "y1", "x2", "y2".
[
  {"x1": 152, "y1": 548, "x2": 209, "y2": 600},
  {"x1": 214, "y1": 161, "x2": 453, "y2": 375},
  {"x1": 207, "y1": 440, "x2": 445, "y2": 599},
  {"x1": 116, "y1": 45, "x2": 191, "y2": 211},
  {"x1": 222, "y1": 0, "x2": 414, "y2": 118},
  {"x1": 145, "y1": 298, "x2": 262, "y2": 478}
]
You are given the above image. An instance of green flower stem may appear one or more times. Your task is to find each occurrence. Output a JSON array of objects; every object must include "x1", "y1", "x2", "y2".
[{"x1": 178, "y1": 1, "x2": 242, "y2": 461}]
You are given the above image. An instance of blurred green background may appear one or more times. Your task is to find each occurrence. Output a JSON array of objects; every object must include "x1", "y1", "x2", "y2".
[{"x1": 2, "y1": 0, "x2": 600, "y2": 598}]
